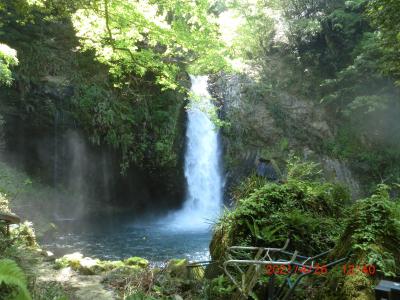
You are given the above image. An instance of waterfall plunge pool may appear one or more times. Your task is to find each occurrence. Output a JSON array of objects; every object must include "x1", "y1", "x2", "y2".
[
  {"x1": 40, "y1": 215, "x2": 213, "y2": 263},
  {"x1": 40, "y1": 75, "x2": 222, "y2": 264}
]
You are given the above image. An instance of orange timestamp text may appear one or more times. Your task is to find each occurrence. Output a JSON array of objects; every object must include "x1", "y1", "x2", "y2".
[{"x1": 265, "y1": 263, "x2": 376, "y2": 276}]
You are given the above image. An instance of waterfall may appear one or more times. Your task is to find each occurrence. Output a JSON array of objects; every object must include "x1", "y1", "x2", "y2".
[{"x1": 166, "y1": 75, "x2": 223, "y2": 231}]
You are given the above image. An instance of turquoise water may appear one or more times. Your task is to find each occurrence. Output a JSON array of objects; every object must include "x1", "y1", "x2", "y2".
[
  {"x1": 40, "y1": 76, "x2": 223, "y2": 264},
  {"x1": 40, "y1": 215, "x2": 212, "y2": 263}
]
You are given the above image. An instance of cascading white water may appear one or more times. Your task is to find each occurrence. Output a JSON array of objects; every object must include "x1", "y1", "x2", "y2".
[{"x1": 167, "y1": 75, "x2": 223, "y2": 231}]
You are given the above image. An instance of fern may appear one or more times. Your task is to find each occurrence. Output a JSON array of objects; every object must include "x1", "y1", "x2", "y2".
[
  {"x1": 0, "y1": 259, "x2": 31, "y2": 300},
  {"x1": 246, "y1": 218, "x2": 285, "y2": 243}
]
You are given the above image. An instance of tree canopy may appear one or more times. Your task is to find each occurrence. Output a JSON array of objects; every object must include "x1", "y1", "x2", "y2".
[
  {"x1": 369, "y1": 0, "x2": 400, "y2": 84},
  {"x1": 72, "y1": 0, "x2": 228, "y2": 90},
  {"x1": 0, "y1": 0, "x2": 232, "y2": 171}
]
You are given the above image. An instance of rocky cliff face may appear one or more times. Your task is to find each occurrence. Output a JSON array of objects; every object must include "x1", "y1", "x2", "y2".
[
  {"x1": 0, "y1": 73, "x2": 187, "y2": 217},
  {"x1": 209, "y1": 73, "x2": 362, "y2": 200},
  {"x1": 0, "y1": 17, "x2": 188, "y2": 217}
]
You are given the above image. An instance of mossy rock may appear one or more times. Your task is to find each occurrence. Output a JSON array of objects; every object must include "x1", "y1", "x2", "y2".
[
  {"x1": 55, "y1": 252, "x2": 83, "y2": 270},
  {"x1": 54, "y1": 252, "x2": 149, "y2": 276},
  {"x1": 166, "y1": 259, "x2": 189, "y2": 278},
  {"x1": 78, "y1": 257, "x2": 102, "y2": 275},
  {"x1": 55, "y1": 253, "x2": 126, "y2": 275},
  {"x1": 124, "y1": 256, "x2": 149, "y2": 268},
  {"x1": 318, "y1": 268, "x2": 375, "y2": 300},
  {"x1": 99, "y1": 260, "x2": 125, "y2": 271}
]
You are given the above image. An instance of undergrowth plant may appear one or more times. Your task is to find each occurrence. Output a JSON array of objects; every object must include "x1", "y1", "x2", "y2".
[
  {"x1": 211, "y1": 157, "x2": 350, "y2": 262},
  {"x1": 0, "y1": 258, "x2": 31, "y2": 300},
  {"x1": 319, "y1": 184, "x2": 400, "y2": 299},
  {"x1": 334, "y1": 184, "x2": 400, "y2": 276}
]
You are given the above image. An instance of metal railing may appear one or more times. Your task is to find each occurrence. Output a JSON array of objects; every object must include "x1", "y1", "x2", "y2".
[{"x1": 222, "y1": 239, "x2": 347, "y2": 300}]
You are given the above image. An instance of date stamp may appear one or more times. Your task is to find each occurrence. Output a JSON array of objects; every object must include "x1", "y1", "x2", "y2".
[{"x1": 265, "y1": 263, "x2": 376, "y2": 276}]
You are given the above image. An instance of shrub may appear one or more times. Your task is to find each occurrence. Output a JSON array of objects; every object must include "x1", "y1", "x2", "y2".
[
  {"x1": 319, "y1": 184, "x2": 400, "y2": 299},
  {"x1": 209, "y1": 158, "x2": 351, "y2": 298},
  {"x1": 211, "y1": 157, "x2": 350, "y2": 261},
  {"x1": 11, "y1": 222, "x2": 38, "y2": 248},
  {"x1": 334, "y1": 184, "x2": 400, "y2": 276}
]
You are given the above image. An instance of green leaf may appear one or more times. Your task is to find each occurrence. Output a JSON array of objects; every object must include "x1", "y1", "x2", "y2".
[{"x1": 0, "y1": 259, "x2": 31, "y2": 300}]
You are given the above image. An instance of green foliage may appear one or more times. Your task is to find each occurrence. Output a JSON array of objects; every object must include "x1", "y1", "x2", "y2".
[
  {"x1": 10, "y1": 222, "x2": 38, "y2": 248},
  {"x1": 320, "y1": 31, "x2": 395, "y2": 115},
  {"x1": 325, "y1": 124, "x2": 400, "y2": 188},
  {"x1": 204, "y1": 275, "x2": 235, "y2": 300},
  {"x1": 0, "y1": 193, "x2": 11, "y2": 214},
  {"x1": 319, "y1": 184, "x2": 400, "y2": 299},
  {"x1": 368, "y1": 0, "x2": 400, "y2": 84},
  {"x1": 73, "y1": 82, "x2": 185, "y2": 171},
  {"x1": 229, "y1": 0, "x2": 275, "y2": 62},
  {"x1": 334, "y1": 184, "x2": 400, "y2": 277},
  {"x1": 246, "y1": 220, "x2": 285, "y2": 243},
  {"x1": 72, "y1": 0, "x2": 228, "y2": 90},
  {"x1": 0, "y1": 259, "x2": 31, "y2": 300},
  {"x1": 231, "y1": 174, "x2": 269, "y2": 203},
  {"x1": 211, "y1": 163, "x2": 400, "y2": 299},
  {"x1": 209, "y1": 158, "x2": 356, "y2": 299},
  {"x1": 229, "y1": 0, "x2": 400, "y2": 189},
  {"x1": 211, "y1": 158, "x2": 350, "y2": 261},
  {"x1": 0, "y1": 0, "x2": 191, "y2": 171},
  {"x1": 0, "y1": 43, "x2": 18, "y2": 86},
  {"x1": 31, "y1": 281, "x2": 68, "y2": 300},
  {"x1": 126, "y1": 292, "x2": 157, "y2": 300},
  {"x1": 286, "y1": 154, "x2": 322, "y2": 182},
  {"x1": 102, "y1": 258, "x2": 206, "y2": 299},
  {"x1": 124, "y1": 257, "x2": 149, "y2": 268}
]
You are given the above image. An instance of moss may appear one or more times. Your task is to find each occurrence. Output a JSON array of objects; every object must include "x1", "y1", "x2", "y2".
[
  {"x1": 54, "y1": 253, "x2": 149, "y2": 275},
  {"x1": 316, "y1": 184, "x2": 400, "y2": 299},
  {"x1": 99, "y1": 260, "x2": 125, "y2": 271},
  {"x1": 166, "y1": 259, "x2": 189, "y2": 278},
  {"x1": 124, "y1": 256, "x2": 149, "y2": 268},
  {"x1": 341, "y1": 270, "x2": 374, "y2": 300},
  {"x1": 209, "y1": 224, "x2": 229, "y2": 265},
  {"x1": 333, "y1": 185, "x2": 400, "y2": 276},
  {"x1": 319, "y1": 267, "x2": 374, "y2": 300},
  {"x1": 55, "y1": 252, "x2": 83, "y2": 270}
]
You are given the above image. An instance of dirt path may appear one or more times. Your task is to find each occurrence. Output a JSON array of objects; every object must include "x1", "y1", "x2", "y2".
[{"x1": 36, "y1": 262, "x2": 116, "y2": 300}]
